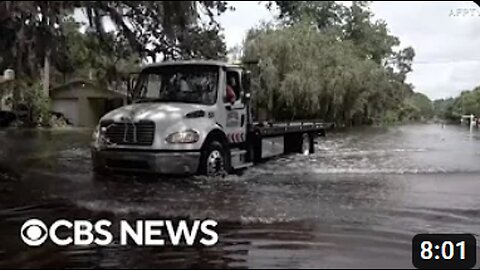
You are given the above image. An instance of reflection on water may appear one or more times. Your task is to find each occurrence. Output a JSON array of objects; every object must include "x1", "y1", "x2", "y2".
[{"x1": 0, "y1": 124, "x2": 480, "y2": 268}]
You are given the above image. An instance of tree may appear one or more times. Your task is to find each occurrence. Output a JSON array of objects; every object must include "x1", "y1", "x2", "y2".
[
  {"x1": 0, "y1": 1, "x2": 230, "y2": 126},
  {"x1": 434, "y1": 98, "x2": 455, "y2": 120},
  {"x1": 0, "y1": 1, "x2": 229, "y2": 81},
  {"x1": 342, "y1": 2, "x2": 400, "y2": 64},
  {"x1": 449, "y1": 88, "x2": 480, "y2": 118},
  {"x1": 243, "y1": 2, "x2": 417, "y2": 126},
  {"x1": 0, "y1": 2, "x2": 74, "y2": 80},
  {"x1": 403, "y1": 92, "x2": 434, "y2": 121},
  {"x1": 275, "y1": 1, "x2": 346, "y2": 30},
  {"x1": 55, "y1": 19, "x2": 140, "y2": 88},
  {"x1": 78, "y1": 1, "x2": 229, "y2": 62}
]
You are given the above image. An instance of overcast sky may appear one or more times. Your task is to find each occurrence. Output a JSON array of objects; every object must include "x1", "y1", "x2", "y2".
[{"x1": 218, "y1": 1, "x2": 480, "y2": 100}]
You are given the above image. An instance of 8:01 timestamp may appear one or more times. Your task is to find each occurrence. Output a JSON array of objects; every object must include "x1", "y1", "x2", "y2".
[
  {"x1": 412, "y1": 234, "x2": 477, "y2": 269},
  {"x1": 420, "y1": 240, "x2": 466, "y2": 260}
]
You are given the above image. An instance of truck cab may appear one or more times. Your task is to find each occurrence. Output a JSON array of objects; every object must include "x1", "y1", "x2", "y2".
[{"x1": 91, "y1": 60, "x2": 252, "y2": 176}]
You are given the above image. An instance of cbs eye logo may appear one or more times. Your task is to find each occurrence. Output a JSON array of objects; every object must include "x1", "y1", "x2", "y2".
[{"x1": 20, "y1": 219, "x2": 48, "y2": 246}]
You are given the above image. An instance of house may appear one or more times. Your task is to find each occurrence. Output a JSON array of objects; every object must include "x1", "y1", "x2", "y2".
[{"x1": 50, "y1": 80, "x2": 127, "y2": 127}]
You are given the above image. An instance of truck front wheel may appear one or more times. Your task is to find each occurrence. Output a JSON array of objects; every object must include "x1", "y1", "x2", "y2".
[{"x1": 199, "y1": 141, "x2": 229, "y2": 177}]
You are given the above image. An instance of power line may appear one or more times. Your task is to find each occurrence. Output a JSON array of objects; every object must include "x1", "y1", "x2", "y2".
[{"x1": 413, "y1": 59, "x2": 480, "y2": 64}]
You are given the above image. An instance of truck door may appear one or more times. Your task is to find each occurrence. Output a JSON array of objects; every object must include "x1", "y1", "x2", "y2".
[{"x1": 223, "y1": 69, "x2": 247, "y2": 145}]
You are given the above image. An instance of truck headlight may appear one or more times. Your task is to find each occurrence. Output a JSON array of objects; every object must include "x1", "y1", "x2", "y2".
[
  {"x1": 166, "y1": 130, "x2": 200, "y2": 144},
  {"x1": 91, "y1": 124, "x2": 108, "y2": 148}
]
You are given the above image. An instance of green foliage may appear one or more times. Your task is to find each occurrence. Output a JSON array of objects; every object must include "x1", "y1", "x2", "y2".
[
  {"x1": 0, "y1": 1, "x2": 74, "y2": 78},
  {"x1": 275, "y1": 1, "x2": 347, "y2": 29},
  {"x1": 377, "y1": 94, "x2": 434, "y2": 126},
  {"x1": 242, "y1": 2, "x2": 419, "y2": 125},
  {"x1": 0, "y1": 1, "x2": 229, "y2": 126},
  {"x1": 438, "y1": 87, "x2": 480, "y2": 121},
  {"x1": 242, "y1": 1, "x2": 419, "y2": 125},
  {"x1": 56, "y1": 20, "x2": 141, "y2": 88},
  {"x1": 433, "y1": 98, "x2": 454, "y2": 119},
  {"x1": 243, "y1": 13, "x2": 416, "y2": 125},
  {"x1": 17, "y1": 80, "x2": 51, "y2": 127},
  {"x1": 403, "y1": 92, "x2": 434, "y2": 121},
  {"x1": 0, "y1": 1, "x2": 228, "y2": 79},
  {"x1": 76, "y1": 1, "x2": 229, "y2": 62},
  {"x1": 273, "y1": 1, "x2": 406, "y2": 65},
  {"x1": 381, "y1": 110, "x2": 400, "y2": 125}
]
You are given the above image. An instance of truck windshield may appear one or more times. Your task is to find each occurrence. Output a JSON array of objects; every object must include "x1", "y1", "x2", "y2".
[{"x1": 133, "y1": 65, "x2": 219, "y2": 105}]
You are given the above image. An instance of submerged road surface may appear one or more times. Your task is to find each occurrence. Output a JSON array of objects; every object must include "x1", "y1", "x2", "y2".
[{"x1": 0, "y1": 124, "x2": 479, "y2": 268}]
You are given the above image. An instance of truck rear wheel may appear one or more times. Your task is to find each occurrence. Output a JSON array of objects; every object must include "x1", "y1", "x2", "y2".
[
  {"x1": 301, "y1": 133, "x2": 315, "y2": 155},
  {"x1": 199, "y1": 140, "x2": 228, "y2": 177}
]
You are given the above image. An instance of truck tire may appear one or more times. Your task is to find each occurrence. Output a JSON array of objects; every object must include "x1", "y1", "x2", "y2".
[
  {"x1": 246, "y1": 143, "x2": 256, "y2": 163},
  {"x1": 301, "y1": 133, "x2": 315, "y2": 155},
  {"x1": 199, "y1": 140, "x2": 228, "y2": 177}
]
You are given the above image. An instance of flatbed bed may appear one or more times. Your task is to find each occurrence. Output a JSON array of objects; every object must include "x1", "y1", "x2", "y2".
[{"x1": 252, "y1": 121, "x2": 333, "y2": 137}]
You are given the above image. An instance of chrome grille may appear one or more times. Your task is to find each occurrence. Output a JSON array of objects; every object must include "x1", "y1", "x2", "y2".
[{"x1": 100, "y1": 120, "x2": 155, "y2": 146}]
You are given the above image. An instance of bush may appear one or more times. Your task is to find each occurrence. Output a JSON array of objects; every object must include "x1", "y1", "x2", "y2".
[
  {"x1": 17, "y1": 80, "x2": 51, "y2": 127},
  {"x1": 381, "y1": 110, "x2": 399, "y2": 125}
]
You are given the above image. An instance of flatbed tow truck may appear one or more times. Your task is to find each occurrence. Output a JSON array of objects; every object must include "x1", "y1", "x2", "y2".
[{"x1": 91, "y1": 60, "x2": 332, "y2": 176}]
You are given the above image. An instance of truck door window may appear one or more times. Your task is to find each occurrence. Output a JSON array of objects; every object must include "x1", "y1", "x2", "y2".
[{"x1": 226, "y1": 71, "x2": 241, "y2": 103}]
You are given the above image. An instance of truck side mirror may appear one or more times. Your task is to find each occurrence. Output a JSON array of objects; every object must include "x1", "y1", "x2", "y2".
[{"x1": 241, "y1": 92, "x2": 251, "y2": 105}]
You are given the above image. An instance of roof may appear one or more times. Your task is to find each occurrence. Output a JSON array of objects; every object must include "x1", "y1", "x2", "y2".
[
  {"x1": 142, "y1": 60, "x2": 242, "y2": 70},
  {"x1": 50, "y1": 80, "x2": 97, "y2": 91},
  {"x1": 50, "y1": 80, "x2": 127, "y2": 98}
]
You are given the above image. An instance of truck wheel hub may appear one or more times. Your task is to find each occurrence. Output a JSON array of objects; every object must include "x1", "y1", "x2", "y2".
[{"x1": 207, "y1": 150, "x2": 224, "y2": 176}]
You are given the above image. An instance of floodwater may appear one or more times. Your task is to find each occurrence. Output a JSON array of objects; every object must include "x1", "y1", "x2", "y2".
[{"x1": 0, "y1": 124, "x2": 479, "y2": 268}]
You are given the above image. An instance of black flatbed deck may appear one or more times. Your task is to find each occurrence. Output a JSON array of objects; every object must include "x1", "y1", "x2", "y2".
[{"x1": 251, "y1": 121, "x2": 334, "y2": 137}]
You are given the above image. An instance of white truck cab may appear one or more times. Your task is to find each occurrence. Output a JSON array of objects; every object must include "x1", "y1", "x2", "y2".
[
  {"x1": 91, "y1": 60, "x2": 329, "y2": 176},
  {"x1": 91, "y1": 60, "x2": 252, "y2": 176}
]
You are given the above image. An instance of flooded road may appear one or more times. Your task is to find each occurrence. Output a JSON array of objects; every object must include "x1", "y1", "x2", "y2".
[{"x1": 0, "y1": 124, "x2": 479, "y2": 268}]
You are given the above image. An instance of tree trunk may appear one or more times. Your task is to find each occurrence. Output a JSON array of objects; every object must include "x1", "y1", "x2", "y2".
[
  {"x1": 43, "y1": 50, "x2": 51, "y2": 97},
  {"x1": 13, "y1": 26, "x2": 25, "y2": 110},
  {"x1": 0, "y1": 82, "x2": 4, "y2": 111}
]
